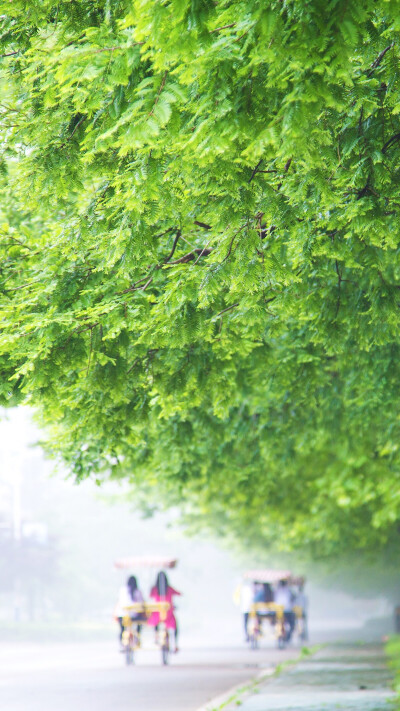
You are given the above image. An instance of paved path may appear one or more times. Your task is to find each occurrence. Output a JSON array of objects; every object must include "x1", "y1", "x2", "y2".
[
  {"x1": 220, "y1": 643, "x2": 394, "y2": 711},
  {"x1": 0, "y1": 640, "x2": 300, "y2": 711}
]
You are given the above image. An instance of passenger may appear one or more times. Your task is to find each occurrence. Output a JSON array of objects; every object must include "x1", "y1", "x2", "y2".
[
  {"x1": 234, "y1": 580, "x2": 254, "y2": 642},
  {"x1": 274, "y1": 579, "x2": 295, "y2": 641},
  {"x1": 147, "y1": 571, "x2": 181, "y2": 653},
  {"x1": 255, "y1": 582, "x2": 275, "y2": 625},
  {"x1": 263, "y1": 582, "x2": 274, "y2": 603},
  {"x1": 253, "y1": 581, "x2": 266, "y2": 603},
  {"x1": 115, "y1": 575, "x2": 145, "y2": 643},
  {"x1": 295, "y1": 581, "x2": 308, "y2": 641}
]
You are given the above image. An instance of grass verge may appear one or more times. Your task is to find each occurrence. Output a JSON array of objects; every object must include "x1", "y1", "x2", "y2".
[
  {"x1": 206, "y1": 644, "x2": 322, "y2": 711},
  {"x1": 385, "y1": 635, "x2": 400, "y2": 703}
]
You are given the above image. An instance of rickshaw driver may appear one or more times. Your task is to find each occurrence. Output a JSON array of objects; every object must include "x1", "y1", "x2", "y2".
[
  {"x1": 114, "y1": 575, "x2": 146, "y2": 646},
  {"x1": 234, "y1": 579, "x2": 254, "y2": 642},
  {"x1": 294, "y1": 581, "x2": 308, "y2": 640},
  {"x1": 147, "y1": 571, "x2": 181, "y2": 653},
  {"x1": 274, "y1": 579, "x2": 295, "y2": 642}
]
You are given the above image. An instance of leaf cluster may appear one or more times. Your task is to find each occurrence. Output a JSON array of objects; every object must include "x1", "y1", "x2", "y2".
[{"x1": 1, "y1": 0, "x2": 400, "y2": 558}]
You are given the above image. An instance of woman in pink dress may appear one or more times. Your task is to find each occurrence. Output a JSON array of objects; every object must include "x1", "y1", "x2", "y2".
[{"x1": 147, "y1": 571, "x2": 181, "y2": 653}]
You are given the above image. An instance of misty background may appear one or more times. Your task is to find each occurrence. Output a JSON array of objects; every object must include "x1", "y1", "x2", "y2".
[{"x1": 0, "y1": 407, "x2": 393, "y2": 646}]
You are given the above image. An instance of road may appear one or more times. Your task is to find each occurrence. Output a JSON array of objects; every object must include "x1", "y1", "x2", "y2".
[{"x1": 0, "y1": 639, "x2": 300, "y2": 711}]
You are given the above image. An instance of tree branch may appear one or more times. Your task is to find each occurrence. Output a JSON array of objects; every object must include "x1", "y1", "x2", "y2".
[
  {"x1": 216, "y1": 303, "x2": 239, "y2": 317},
  {"x1": 154, "y1": 227, "x2": 176, "y2": 240},
  {"x1": 367, "y1": 43, "x2": 394, "y2": 77},
  {"x1": 382, "y1": 132, "x2": 400, "y2": 154},
  {"x1": 148, "y1": 71, "x2": 168, "y2": 117},
  {"x1": 74, "y1": 322, "x2": 100, "y2": 335},
  {"x1": 163, "y1": 230, "x2": 181, "y2": 263},
  {"x1": 248, "y1": 159, "x2": 263, "y2": 183},
  {"x1": 193, "y1": 238, "x2": 213, "y2": 265},
  {"x1": 168, "y1": 248, "x2": 213, "y2": 265},
  {"x1": 210, "y1": 23, "x2": 236, "y2": 33},
  {"x1": 335, "y1": 260, "x2": 342, "y2": 318},
  {"x1": 7, "y1": 278, "x2": 41, "y2": 291},
  {"x1": 2, "y1": 234, "x2": 33, "y2": 250},
  {"x1": 59, "y1": 114, "x2": 86, "y2": 149},
  {"x1": 119, "y1": 227, "x2": 210, "y2": 297},
  {"x1": 222, "y1": 224, "x2": 247, "y2": 263},
  {"x1": 127, "y1": 358, "x2": 140, "y2": 374},
  {"x1": 83, "y1": 43, "x2": 144, "y2": 55},
  {"x1": 277, "y1": 157, "x2": 292, "y2": 190},
  {"x1": 120, "y1": 276, "x2": 153, "y2": 294},
  {"x1": 69, "y1": 114, "x2": 86, "y2": 140},
  {"x1": 141, "y1": 276, "x2": 153, "y2": 290}
]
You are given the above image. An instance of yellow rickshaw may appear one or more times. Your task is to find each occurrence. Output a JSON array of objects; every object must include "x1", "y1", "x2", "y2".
[
  {"x1": 243, "y1": 569, "x2": 306, "y2": 649},
  {"x1": 114, "y1": 555, "x2": 178, "y2": 666}
]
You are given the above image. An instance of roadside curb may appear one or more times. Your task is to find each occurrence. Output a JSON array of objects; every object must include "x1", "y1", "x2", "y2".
[
  {"x1": 195, "y1": 646, "x2": 321, "y2": 711},
  {"x1": 194, "y1": 666, "x2": 275, "y2": 711}
]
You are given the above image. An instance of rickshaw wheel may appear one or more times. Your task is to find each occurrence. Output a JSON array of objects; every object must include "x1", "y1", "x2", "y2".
[
  {"x1": 160, "y1": 628, "x2": 170, "y2": 665},
  {"x1": 126, "y1": 647, "x2": 134, "y2": 665},
  {"x1": 250, "y1": 634, "x2": 258, "y2": 650}
]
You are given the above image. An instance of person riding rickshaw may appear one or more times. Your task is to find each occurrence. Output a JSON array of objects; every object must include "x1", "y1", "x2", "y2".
[
  {"x1": 240, "y1": 569, "x2": 307, "y2": 649},
  {"x1": 114, "y1": 555, "x2": 181, "y2": 665}
]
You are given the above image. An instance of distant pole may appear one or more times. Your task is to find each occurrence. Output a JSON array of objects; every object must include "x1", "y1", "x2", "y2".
[
  {"x1": 13, "y1": 471, "x2": 22, "y2": 543},
  {"x1": 0, "y1": 424, "x2": 24, "y2": 622},
  {"x1": 12, "y1": 465, "x2": 22, "y2": 621}
]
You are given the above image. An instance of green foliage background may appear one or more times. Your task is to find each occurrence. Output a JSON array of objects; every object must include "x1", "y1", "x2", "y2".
[{"x1": 1, "y1": 0, "x2": 400, "y2": 559}]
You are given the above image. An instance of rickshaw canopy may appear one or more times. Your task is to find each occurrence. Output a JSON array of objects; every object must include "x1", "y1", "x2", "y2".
[
  {"x1": 114, "y1": 556, "x2": 178, "y2": 570},
  {"x1": 243, "y1": 569, "x2": 305, "y2": 585}
]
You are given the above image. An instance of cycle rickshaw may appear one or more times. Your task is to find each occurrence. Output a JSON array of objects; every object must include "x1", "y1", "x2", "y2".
[
  {"x1": 243, "y1": 569, "x2": 307, "y2": 650},
  {"x1": 114, "y1": 555, "x2": 178, "y2": 666}
]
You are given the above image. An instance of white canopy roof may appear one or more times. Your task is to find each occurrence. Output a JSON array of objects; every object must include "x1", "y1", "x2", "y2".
[{"x1": 114, "y1": 556, "x2": 178, "y2": 570}]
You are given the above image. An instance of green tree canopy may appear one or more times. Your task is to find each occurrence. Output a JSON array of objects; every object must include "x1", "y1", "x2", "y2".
[{"x1": 1, "y1": 0, "x2": 400, "y2": 558}]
